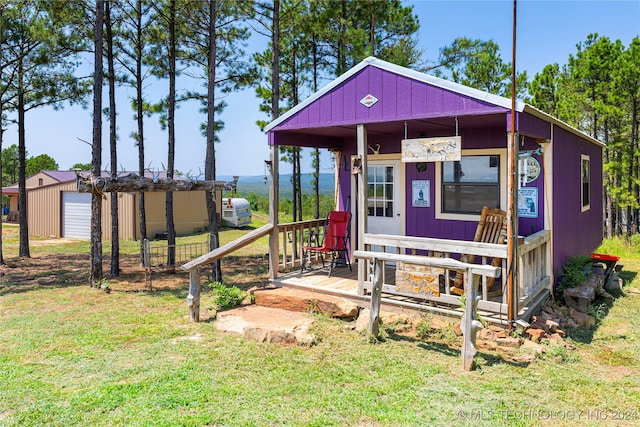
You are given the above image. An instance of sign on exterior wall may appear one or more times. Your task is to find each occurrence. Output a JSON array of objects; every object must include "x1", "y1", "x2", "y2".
[
  {"x1": 401, "y1": 136, "x2": 461, "y2": 163},
  {"x1": 412, "y1": 180, "x2": 430, "y2": 207},
  {"x1": 518, "y1": 187, "x2": 538, "y2": 218}
]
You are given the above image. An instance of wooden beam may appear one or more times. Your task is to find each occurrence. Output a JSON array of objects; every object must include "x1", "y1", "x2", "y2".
[
  {"x1": 76, "y1": 174, "x2": 226, "y2": 193},
  {"x1": 353, "y1": 250, "x2": 501, "y2": 278}
]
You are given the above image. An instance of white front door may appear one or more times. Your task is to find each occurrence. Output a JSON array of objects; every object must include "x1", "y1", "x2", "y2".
[{"x1": 367, "y1": 159, "x2": 403, "y2": 253}]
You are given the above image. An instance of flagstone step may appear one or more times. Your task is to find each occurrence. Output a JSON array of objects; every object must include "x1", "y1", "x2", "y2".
[
  {"x1": 252, "y1": 287, "x2": 359, "y2": 318},
  {"x1": 215, "y1": 305, "x2": 315, "y2": 346}
]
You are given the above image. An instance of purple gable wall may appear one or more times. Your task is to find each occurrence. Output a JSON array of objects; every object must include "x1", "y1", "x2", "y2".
[
  {"x1": 552, "y1": 126, "x2": 603, "y2": 273},
  {"x1": 272, "y1": 66, "x2": 508, "y2": 132}
]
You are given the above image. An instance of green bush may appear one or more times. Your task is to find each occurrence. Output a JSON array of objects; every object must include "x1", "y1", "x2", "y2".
[
  {"x1": 556, "y1": 255, "x2": 593, "y2": 297},
  {"x1": 208, "y1": 282, "x2": 246, "y2": 310}
]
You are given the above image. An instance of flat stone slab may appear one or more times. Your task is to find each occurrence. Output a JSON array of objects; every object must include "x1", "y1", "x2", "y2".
[
  {"x1": 253, "y1": 287, "x2": 359, "y2": 318},
  {"x1": 215, "y1": 305, "x2": 315, "y2": 345}
]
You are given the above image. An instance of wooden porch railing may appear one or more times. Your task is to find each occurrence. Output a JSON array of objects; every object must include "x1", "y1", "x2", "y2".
[
  {"x1": 516, "y1": 230, "x2": 552, "y2": 314},
  {"x1": 276, "y1": 218, "x2": 327, "y2": 271},
  {"x1": 359, "y1": 231, "x2": 552, "y2": 318},
  {"x1": 360, "y1": 233, "x2": 509, "y2": 314}
]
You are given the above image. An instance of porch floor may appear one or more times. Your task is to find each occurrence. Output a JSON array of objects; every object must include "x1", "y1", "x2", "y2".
[{"x1": 272, "y1": 263, "x2": 546, "y2": 325}]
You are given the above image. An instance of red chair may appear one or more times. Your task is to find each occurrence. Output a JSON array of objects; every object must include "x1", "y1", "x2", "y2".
[{"x1": 301, "y1": 211, "x2": 352, "y2": 277}]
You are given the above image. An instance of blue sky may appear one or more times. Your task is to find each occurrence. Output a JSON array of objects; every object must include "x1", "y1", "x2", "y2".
[{"x1": 3, "y1": 0, "x2": 639, "y2": 178}]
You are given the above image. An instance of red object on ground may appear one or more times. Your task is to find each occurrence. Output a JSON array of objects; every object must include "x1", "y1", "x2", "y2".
[{"x1": 591, "y1": 253, "x2": 620, "y2": 262}]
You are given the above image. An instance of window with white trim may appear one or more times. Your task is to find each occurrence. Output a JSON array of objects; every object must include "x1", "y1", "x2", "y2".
[
  {"x1": 581, "y1": 154, "x2": 590, "y2": 212},
  {"x1": 435, "y1": 149, "x2": 506, "y2": 220}
]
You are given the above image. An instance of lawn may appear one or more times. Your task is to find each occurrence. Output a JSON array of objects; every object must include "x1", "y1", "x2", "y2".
[{"x1": 1, "y1": 225, "x2": 639, "y2": 426}]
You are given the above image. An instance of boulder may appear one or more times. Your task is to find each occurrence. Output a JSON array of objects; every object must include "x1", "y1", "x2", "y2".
[
  {"x1": 568, "y1": 307, "x2": 596, "y2": 329},
  {"x1": 526, "y1": 327, "x2": 546, "y2": 343},
  {"x1": 253, "y1": 287, "x2": 359, "y2": 318},
  {"x1": 564, "y1": 281, "x2": 595, "y2": 313},
  {"x1": 355, "y1": 308, "x2": 415, "y2": 333},
  {"x1": 496, "y1": 337, "x2": 521, "y2": 349},
  {"x1": 215, "y1": 305, "x2": 315, "y2": 345}
]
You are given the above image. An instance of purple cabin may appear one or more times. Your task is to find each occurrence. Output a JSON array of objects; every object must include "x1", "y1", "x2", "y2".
[{"x1": 264, "y1": 57, "x2": 603, "y2": 322}]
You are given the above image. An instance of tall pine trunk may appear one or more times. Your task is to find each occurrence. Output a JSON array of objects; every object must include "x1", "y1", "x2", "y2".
[
  {"x1": 106, "y1": 1, "x2": 119, "y2": 277},
  {"x1": 135, "y1": 0, "x2": 147, "y2": 264},
  {"x1": 206, "y1": 0, "x2": 221, "y2": 281},
  {"x1": 17, "y1": 58, "x2": 29, "y2": 258},
  {"x1": 632, "y1": 100, "x2": 639, "y2": 235},
  {"x1": 0, "y1": 6, "x2": 4, "y2": 265},
  {"x1": 166, "y1": 0, "x2": 176, "y2": 269},
  {"x1": 90, "y1": 0, "x2": 104, "y2": 285}
]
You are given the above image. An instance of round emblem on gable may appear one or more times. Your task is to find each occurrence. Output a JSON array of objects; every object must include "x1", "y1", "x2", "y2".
[{"x1": 520, "y1": 156, "x2": 541, "y2": 183}]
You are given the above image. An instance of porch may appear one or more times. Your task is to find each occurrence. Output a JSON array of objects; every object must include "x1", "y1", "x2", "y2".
[{"x1": 273, "y1": 221, "x2": 552, "y2": 325}]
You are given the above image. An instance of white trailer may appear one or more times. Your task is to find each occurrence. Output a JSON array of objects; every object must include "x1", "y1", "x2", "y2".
[{"x1": 221, "y1": 198, "x2": 252, "y2": 228}]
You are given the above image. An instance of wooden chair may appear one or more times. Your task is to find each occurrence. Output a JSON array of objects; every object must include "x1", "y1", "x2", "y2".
[
  {"x1": 450, "y1": 206, "x2": 508, "y2": 296},
  {"x1": 301, "y1": 210, "x2": 352, "y2": 277}
]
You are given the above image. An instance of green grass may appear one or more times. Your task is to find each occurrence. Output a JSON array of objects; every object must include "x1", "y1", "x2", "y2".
[{"x1": 1, "y1": 229, "x2": 640, "y2": 425}]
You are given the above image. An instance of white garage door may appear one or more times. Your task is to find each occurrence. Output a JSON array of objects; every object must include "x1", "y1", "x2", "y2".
[{"x1": 62, "y1": 192, "x2": 91, "y2": 239}]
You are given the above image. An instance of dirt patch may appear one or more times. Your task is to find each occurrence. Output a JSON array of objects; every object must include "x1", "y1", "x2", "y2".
[{"x1": 0, "y1": 252, "x2": 270, "y2": 295}]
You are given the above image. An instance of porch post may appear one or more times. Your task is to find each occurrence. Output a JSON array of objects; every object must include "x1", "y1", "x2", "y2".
[
  {"x1": 356, "y1": 124, "x2": 368, "y2": 295},
  {"x1": 268, "y1": 143, "x2": 279, "y2": 280},
  {"x1": 508, "y1": 1, "x2": 519, "y2": 323}
]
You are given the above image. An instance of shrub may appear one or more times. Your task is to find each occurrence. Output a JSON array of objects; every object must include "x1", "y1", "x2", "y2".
[
  {"x1": 208, "y1": 282, "x2": 246, "y2": 310},
  {"x1": 556, "y1": 255, "x2": 592, "y2": 297}
]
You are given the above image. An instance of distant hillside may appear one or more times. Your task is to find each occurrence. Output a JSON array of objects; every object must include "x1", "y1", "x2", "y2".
[{"x1": 219, "y1": 173, "x2": 335, "y2": 198}]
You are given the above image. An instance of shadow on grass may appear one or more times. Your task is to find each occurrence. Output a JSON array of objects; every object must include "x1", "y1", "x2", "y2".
[
  {"x1": 0, "y1": 254, "x2": 91, "y2": 296},
  {"x1": 386, "y1": 330, "x2": 533, "y2": 368},
  {"x1": 564, "y1": 287, "x2": 626, "y2": 345}
]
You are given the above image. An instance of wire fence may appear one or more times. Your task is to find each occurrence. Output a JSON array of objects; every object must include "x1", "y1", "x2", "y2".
[{"x1": 143, "y1": 236, "x2": 213, "y2": 289}]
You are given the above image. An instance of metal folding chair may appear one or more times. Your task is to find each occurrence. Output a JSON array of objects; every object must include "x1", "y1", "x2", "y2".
[{"x1": 301, "y1": 210, "x2": 352, "y2": 277}]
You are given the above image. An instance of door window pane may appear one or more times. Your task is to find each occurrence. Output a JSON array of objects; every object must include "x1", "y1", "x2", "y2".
[{"x1": 368, "y1": 165, "x2": 394, "y2": 218}]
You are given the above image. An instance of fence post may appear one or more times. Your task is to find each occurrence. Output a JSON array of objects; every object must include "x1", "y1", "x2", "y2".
[
  {"x1": 369, "y1": 258, "x2": 383, "y2": 337},
  {"x1": 143, "y1": 239, "x2": 152, "y2": 290},
  {"x1": 461, "y1": 268, "x2": 482, "y2": 371},
  {"x1": 187, "y1": 267, "x2": 201, "y2": 322}
]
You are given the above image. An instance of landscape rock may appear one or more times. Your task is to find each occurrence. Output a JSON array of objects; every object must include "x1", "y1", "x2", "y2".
[
  {"x1": 478, "y1": 328, "x2": 495, "y2": 341},
  {"x1": 477, "y1": 340, "x2": 497, "y2": 351},
  {"x1": 521, "y1": 339, "x2": 546, "y2": 354},
  {"x1": 560, "y1": 317, "x2": 579, "y2": 330},
  {"x1": 526, "y1": 327, "x2": 546, "y2": 343},
  {"x1": 428, "y1": 316, "x2": 451, "y2": 330},
  {"x1": 548, "y1": 333, "x2": 566, "y2": 345},
  {"x1": 545, "y1": 319, "x2": 560, "y2": 333},
  {"x1": 215, "y1": 305, "x2": 315, "y2": 345},
  {"x1": 355, "y1": 308, "x2": 416, "y2": 333},
  {"x1": 496, "y1": 337, "x2": 521, "y2": 349},
  {"x1": 564, "y1": 282, "x2": 595, "y2": 313},
  {"x1": 605, "y1": 276, "x2": 623, "y2": 292},
  {"x1": 355, "y1": 309, "x2": 369, "y2": 332},
  {"x1": 454, "y1": 321, "x2": 463, "y2": 336},
  {"x1": 253, "y1": 288, "x2": 359, "y2": 318},
  {"x1": 568, "y1": 307, "x2": 596, "y2": 328},
  {"x1": 37, "y1": 275, "x2": 57, "y2": 285}
]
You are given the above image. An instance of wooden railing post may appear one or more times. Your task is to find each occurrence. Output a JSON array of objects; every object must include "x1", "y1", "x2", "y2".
[
  {"x1": 187, "y1": 267, "x2": 201, "y2": 322},
  {"x1": 461, "y1": 267, "x2": 482, "y2": 371},
  {"x1": 369, "y1": 258, "x2": 383, "y2": 337}
]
